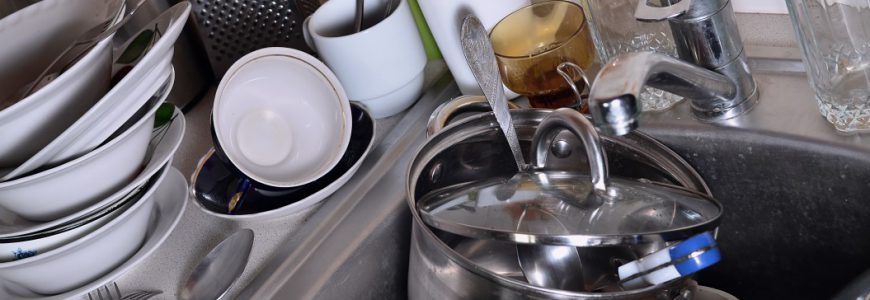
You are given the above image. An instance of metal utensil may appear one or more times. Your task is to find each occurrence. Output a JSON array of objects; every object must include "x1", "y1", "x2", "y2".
[
  {"x1": 516, "y1": 207, "x2": 584, "y2": 291},
  {"x1": 87, "y1": 282, "x2": 162, "y2": 300},
  {"x1": 121, "y1": 290, "x2": 162, "y2": 300},
  {"x1": 454, "y1": 239, "x2": 525, "y2": 280},
  {"x1": 459, "y1": 15, "x2": 527, "y2": 172},
  {"x1": 383, "y1": 0, "x2": 397, "y2": 20},
  {"x1": 354, "y1": 0, "x2": 364, "y2": 32},
  {"x1": 16, "y1": 0, "x2": 149, "y2": 100},
  {"x1": 180, "y1": 229, "x2": 254, "y2": 300},
  {"x1": 88, "y1": 282, "x2": 122, "y2": 300}
]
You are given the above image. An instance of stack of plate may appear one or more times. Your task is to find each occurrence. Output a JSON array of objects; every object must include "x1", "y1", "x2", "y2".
[{"x1": 0, "y1": 1, "x2": 192, "y2": 297}]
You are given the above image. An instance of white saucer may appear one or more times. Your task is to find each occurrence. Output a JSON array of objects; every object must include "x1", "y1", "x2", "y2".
[
  {"x1": 0, "y1": 167, "x2": 188, "y2": 300},
  {"x1": 0, "y1": 103, "x2": 185, "y2": 237},
  {"x1": 191, "y1": 103, "x2": 377, "y2": 220}
]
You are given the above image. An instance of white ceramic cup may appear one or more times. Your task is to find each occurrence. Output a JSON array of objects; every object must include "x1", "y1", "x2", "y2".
[
  {"x1": 304, "y1": 0, "x2": 427, "y2": 118},
  {"x1": 416, "y1": 0, "x2": 530, "y2": 99}
]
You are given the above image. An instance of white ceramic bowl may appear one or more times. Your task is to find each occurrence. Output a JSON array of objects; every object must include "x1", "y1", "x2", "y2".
[
  {"x1": 0, "y1": 104, "x2": 185, "y2": 238},
  {"x1": 0, "y1": 71, "x2": 174, "y2": 221},
  {"x1": 0, "y1": 162, "x2": 179, "y2": 295},
  {"x1": 0, "y1": 0, "x2": 122, "y2": 168},
  {"x1": 0, "y1": 167, "x2": 187, "y2": 300},
  {"x1": 213, "y1": 47, "x2": 352, "y2": 188},
  {"x1": 2, "y1": 51, "x2": 174, "y2": 181},
  {"x1": 0, "y1": 166, "x2": 169, "y2": 263},
  {"x1": 0, "y1": 1, "x2": 190, "y2": 180}
]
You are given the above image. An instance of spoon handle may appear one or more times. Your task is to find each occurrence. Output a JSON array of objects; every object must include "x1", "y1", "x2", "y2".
[
  {"x1": 354, "y1": 0, "x2": 364, "y2": 32},
  {"x1": 460, "y1": 15, "x2": 527, "y2": 171}
]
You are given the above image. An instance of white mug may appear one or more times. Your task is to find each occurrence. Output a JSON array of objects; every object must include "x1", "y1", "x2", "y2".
[
  {"x1": 416, "y1": 0, "x2": 531, "y2": 99},
  {"x1": 304, "y1": 0, "x2": 427, "y2": 118}
]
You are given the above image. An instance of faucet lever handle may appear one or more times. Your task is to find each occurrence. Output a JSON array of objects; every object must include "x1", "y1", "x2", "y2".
[{"x1": 635, "y1": 0, "x2": 692, "y2": 21}]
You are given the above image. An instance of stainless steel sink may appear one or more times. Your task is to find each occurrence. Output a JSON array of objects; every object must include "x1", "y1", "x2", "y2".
[{"x1": 237, "y1": 48, "x2": 870, "y2": 300}]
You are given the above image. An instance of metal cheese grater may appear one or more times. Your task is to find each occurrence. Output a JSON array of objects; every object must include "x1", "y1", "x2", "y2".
[{"x1": 188, "y1": 0, "x2": 321, "y2": 77}]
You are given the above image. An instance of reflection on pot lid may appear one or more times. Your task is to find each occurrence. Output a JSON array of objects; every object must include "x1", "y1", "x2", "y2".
[{"x1": 417, "y1": 171, "x2": 722, "y2": 247}]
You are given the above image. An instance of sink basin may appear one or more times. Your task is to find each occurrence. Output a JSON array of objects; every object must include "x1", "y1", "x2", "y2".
[
  {"x1": 644, "y1": 126, "x2": 870, "y2": 299},
  {"x1": 237, "y1": 56, "x2": 870, "y2": 300}
]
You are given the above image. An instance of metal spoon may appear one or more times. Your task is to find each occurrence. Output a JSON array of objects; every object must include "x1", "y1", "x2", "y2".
[
  {"x1": 460, "y1": 14, "x2": 582, "y2": 291},
  {"x1": 354, "y1": 0, "x2": 364, "y2": 32},
  {"x1": 180, "y1": 229, "x2": 254, "y2": 300},
  {"x1": 459, "y1": 15, "x2": 527, "y2": 172},
  {"x1": 382, "y1": 0, "x2": 396, "y2": 20},
  {"x1": 515, "y1": 206, "x2": 585, "y2": 291}
]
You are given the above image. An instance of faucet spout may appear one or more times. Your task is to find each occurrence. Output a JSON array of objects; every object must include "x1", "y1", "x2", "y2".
[
  {"x1": 589, "y1": 51, "x2": 759, "y2": 136},
  {"x1": 589, "y1": 0, "x2": 759, "y2": 136}
]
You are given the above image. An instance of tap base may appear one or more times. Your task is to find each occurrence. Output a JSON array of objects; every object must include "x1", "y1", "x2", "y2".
[{"x1": 692, "y1": 85, "x2": 759, "y2": 122}]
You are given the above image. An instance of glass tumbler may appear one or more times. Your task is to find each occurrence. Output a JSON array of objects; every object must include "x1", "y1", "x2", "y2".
[
  {"x1": 787, "y1": 0, "x2": 870, "y2": 132},
  {"x1": 584, "y1": 0, "x2": 684, "y2": 111},
  {"x1": 490, "y1": 0, "x2": 597, "y2": 110}
]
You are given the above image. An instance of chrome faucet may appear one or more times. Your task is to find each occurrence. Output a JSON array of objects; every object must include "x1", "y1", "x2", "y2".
[{"x1": 588, "y1": 0, "x2": 759, "y2": 136}]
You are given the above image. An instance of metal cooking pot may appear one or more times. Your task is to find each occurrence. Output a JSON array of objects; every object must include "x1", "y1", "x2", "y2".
[{"x1": 406, "y1": 97, "x2": 713, "y2": 299}]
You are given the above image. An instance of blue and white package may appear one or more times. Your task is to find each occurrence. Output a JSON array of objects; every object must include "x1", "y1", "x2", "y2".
[{"x1": 618, "y1": 232, "x2": 720, "y2": 288}]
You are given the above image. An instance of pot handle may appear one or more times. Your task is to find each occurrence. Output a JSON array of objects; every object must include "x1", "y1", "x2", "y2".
[
  {"x1": 426, "y1": 95, "x2": 520, "y2": 137},
  {"x1": 530, "y1": 108, "x2": 610, "y2": 193}
]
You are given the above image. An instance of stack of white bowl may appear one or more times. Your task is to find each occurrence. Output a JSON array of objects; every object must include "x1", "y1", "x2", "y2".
[{"x1": 0, "y1": 0, "x2": 191, "y2": 295}]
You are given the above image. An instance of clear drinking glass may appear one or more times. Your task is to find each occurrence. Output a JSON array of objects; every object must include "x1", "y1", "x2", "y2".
[
  {"x1": 584, "y1": 0, "x2": 684, "y2": 111},
  {"x1": 787, "y1": 0, "x2": 870, "y2": 132}
]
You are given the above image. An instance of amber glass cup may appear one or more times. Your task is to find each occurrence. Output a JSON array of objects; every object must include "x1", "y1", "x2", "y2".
[{"x1": 490, "y1": 0, "x2": 596, "y2": 110}]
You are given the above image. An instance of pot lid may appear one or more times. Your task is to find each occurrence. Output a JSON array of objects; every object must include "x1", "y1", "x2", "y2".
[
  {"x1": 417, "y1": 171, "x2": 721, "y2": 247},
  {"x1": 416, "y1": 108, "x2": 722, "y2": 247}
]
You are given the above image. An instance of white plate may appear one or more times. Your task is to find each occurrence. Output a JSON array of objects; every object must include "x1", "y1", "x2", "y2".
[
  {"x1": 0, "y1": 2, "x2": 190, "y2": 180},
  {"x1": 0, "y1": 167, "x2": 188, "y2": 299},
  {"x1": 0, "y1": 103, "x2": 185, "y2": 237}
]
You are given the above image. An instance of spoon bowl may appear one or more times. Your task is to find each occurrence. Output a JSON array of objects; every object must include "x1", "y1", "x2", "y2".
[
  {"x1": 515, "y1": 205, "x2": 585, "y2": 292},
  {"x1": 180, "y1": 229, "x2": 254, "y2": 300}
]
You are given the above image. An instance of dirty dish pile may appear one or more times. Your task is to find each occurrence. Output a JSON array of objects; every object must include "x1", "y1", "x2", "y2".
[
  {"x1": 194, "y1": 47, "x2": 376, "y2": 220},
  {"x1": 0, "y1": 1, "x2": 192, "y2": 297}
]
